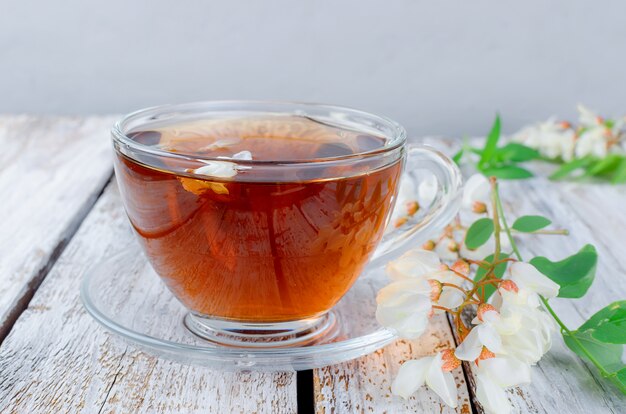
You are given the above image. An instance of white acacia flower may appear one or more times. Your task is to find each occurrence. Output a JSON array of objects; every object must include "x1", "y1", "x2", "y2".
[
  {"x1": 475, "y1": 356, "x2": 531, "y2": 414},
  {"x1": 376, "y1": 278, "x2": 432, "y2": 338},
  {"x1": 509, "y1": 262, "x2": 559, "y2": 299},
  {"x1": 575, "y1": 127, "x2": 609, "y2": 159},
  {"x1": 435, "y1": 237, "x2": 461, "y2": 261},
  {"x1": 193, "y1": 150, "x2": 253, "y2": 178},
  {"x1": 497, "y1": 297, "x2": 555, "y2": 364},
  {"x1": 385, "y1": 249, "x2": 464, "y2": 311},
  {"x1": 455, "y1": 307, "x2": 504, "y2": 361},
  {"x1": 577, "y1": 104, "x2": 603, "y2": 127},
  {"x1": 456, "y1": 287, "x2": 555, "y2": 366},
  {"x1": 193, "y1": 161, "x2": 239, "y2": 178},
  {"x1": 388, "y1": 175, "x2": 417, "y2": 230},
  {"x1": 462, "y1": 174, "x2": 490, "y2": 213},
  {"x1": 512, "y1": 119, "x2": 576, "y2": 162},
  {"x1": 391, "y1": 352, "x2": 458, "y2": 407},
  {"x1": 386, "y1": 249, "x2": 441, "y2": 281},
  {"x1": 418, "y1": 175, "x2": 438, "y2": 207}
]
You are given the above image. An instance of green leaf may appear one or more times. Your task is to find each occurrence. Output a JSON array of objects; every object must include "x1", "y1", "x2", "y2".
[
  {"x1": 585, "y1": 154, "x2": 623, "y2": 177},
  {"x1": 495, "y1": 143, "x2": 540, "y2": 162},
  {"x1": 578, "y1": 301, "x2": 626, "y2": 344},
  {"x1": 612, "y1": 158, "x2": 626, "y2": 184},
  {"x1": 452, "y1": 148, "x2": 464, "y2": 164},
  {"x1": 481, "y1": 165, "x2": 533, "y2": 180},
  {"x1": 549, "y1": 156, "x2": 594, "y2": 180},
  {"x1": 474, "y1": 253, "x2": 509, "y2": 300},
  {"x1": 464, "y1": 218, "x2": 494, "y2": 249},
  {"x1": 563, "y1": 330, "x2": 624, "y2": 373},
  {"x1": 529, "y1": 244, "x2": 597, "y2": 298},
  {"x1": 478, "y1": 114, "x2": 501, "y2": 168},
  {"x1": 512, "y1": 215, "x2": 552, "y2": 232}
]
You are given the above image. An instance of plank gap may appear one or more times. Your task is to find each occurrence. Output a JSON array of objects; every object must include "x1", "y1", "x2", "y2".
[
  {"x1": 446, "y1": 312, "x2": 481, "y2": 414},
  {"x1": 0, "y1": 172, "x2": 113, "y2": 345},
  {"x1": 297, "y1": 369, "x2": 315, "y2": 414}
]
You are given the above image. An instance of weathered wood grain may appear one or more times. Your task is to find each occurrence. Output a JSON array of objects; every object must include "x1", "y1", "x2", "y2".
[
  {"x1": 0, "y1": 184, "x2": 297, "y2": 413},
  {"x1": 0, "y1": 115, "x2": 115, "y2": 340},
  {"x1": 314, "y1": 315, "x2": 473, "y2": 414}
]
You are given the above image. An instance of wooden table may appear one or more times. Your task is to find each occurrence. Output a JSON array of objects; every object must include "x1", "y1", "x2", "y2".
[{"x1": 0, "y1": 116, "x2": 624, "y2": 413}]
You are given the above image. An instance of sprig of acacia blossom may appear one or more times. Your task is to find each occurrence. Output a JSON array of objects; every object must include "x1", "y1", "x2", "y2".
[
  {"x1": 380, "y1": 118, "x2": 626, "y2": 414},
  {"x1": 454, "y1": 105, "x2": 626, "y2": 183}
]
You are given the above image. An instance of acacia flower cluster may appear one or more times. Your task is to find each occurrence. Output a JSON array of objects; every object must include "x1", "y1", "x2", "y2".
[
  {"x1": 512, "y1": 105, "x2": 626, "y2": 161},
  {"x1": 390, "y1": 113, "x2": 626, "y2": 413},
  {"x1": 377, "y1": 174, "x2": 568, "y2": 413}
]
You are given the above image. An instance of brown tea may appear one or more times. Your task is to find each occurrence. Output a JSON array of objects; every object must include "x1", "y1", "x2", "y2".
[{"x1": 114, "y1": 116, "x2": 402, "y2": 322}]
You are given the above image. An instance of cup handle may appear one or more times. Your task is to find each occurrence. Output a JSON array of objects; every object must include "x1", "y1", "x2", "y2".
[{"x1": 369, "y1": 143, "x2": 463, "y2": 267}]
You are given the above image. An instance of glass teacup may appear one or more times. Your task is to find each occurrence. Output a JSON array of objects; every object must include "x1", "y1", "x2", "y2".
[{"x1": 112, "y1": 101, "x2": 461, "y2": 347}]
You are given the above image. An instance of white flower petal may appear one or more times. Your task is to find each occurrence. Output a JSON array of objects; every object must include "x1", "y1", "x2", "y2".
[
  {"x1": 462, "y1": 174, "x2": 490, "y2": 210},
  {"x1": 391, "y1": 358, "x2": 432, "y2": 399},
  {"x1": 510, "y1": 262, "x2": 560, "y2": 298},
  {"x1": 437, "y1": 288, "x2": 464, "y2": 310},
  {"x1": 434, "y1": 238, "x2": 460, "y2": 261},
  {"x1": 376, "y1": 279, "x2": 432, "y2": 338},
  {"x1": 388, "y1": 175, "x2": 416, "y2": 228},
  {"x1": 455, "y1": 327, "x2": 483, "y2": 361},
  {"x1": 577, "y1": 104, "x2": 601, "y2": 126},
  {"x1": 477, "y1": 324, "x2": 503, "y2": 354},
  {"x1": 194, "y1": 161, "x2": 238, "y2": 178},
  {"x1": 425, "y1": 354, "x2": 458, "y2": 408},
  {"x1": 480, "y1": 357, "x2": 531, "y2": 388},
  {"x1": 476, "y1": 373, "x2": 512, "y2": 414},
  {"x1": 418, "y1": 175, "x2": 438, "y2": 206},
  {"x1": 386, "y1": 249, "x2": 442, "y2": 281},
  {"x1": 232, "y1": 150, "x2": 253, "y2": 160}
]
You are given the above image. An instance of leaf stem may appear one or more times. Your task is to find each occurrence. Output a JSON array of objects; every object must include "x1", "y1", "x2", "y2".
[
  {"x1": 494, "y1": 187, "x2": 523, "y2": 261},
  {"x1": 489, "y1": 177, "x2": 502, "y2": 262}
]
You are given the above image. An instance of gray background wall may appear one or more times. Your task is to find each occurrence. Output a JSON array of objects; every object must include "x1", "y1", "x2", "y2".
[{"x1": 1, "y1": 0, "x2": 625, "y2": 136}]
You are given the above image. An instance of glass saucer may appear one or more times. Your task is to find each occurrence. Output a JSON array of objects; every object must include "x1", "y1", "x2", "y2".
[{"x1": 81, "y1": 241, "x2": 396, "y2": 371}]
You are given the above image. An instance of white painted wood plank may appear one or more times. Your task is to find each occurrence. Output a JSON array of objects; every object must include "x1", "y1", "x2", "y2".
[
  {"x1": 314, "y1": 315, "x2": 473, "y2": 414},
  {"x1": 0, "y1": 184, "x2": 297, "y2": 413},
  {"x1": 0, "y1": 115, "x2": 115, "y2": 338}
]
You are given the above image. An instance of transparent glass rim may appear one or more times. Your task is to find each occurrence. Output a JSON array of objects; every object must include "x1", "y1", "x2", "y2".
[{"x1": 111, "y1": 100, "x2": 407, "y2": 166}]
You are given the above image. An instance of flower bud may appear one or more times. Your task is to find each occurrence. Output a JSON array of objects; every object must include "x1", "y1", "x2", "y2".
[
  {"x1": 477, "y1": 303, "x2": 497, "y2": 322},
  {"x1": 499, "y1": 279, "x2": 519, "y2": 293},
  {"x1": 422, "y1": 240, "x2": 436, "y2": 251},
  {"x1": 428, "y1": 279, "x2": 443, "y2": 302},
  {"x1": 394, "y1": 217, "x2": 408, "y2": 228},
  {"x1": 441, "y1": 349, "x2": 461, "y2": 372},
  {"x1": 451, "y1": 259, "x2": 470, "y2": 276},
  {"x1": 472, "y1": 201, "x2": 487, "y2": 214},
  {"x1": 406, "y1": 201, "x2": 420, "y2": 216},
  {"x1": 447, "y1": 240, "x2": 460, "y2": 253}
]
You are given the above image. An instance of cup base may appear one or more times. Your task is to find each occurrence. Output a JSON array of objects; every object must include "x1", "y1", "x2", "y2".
[{"x1": 183, "y1": 311, "x2": 340, "y2": 348}]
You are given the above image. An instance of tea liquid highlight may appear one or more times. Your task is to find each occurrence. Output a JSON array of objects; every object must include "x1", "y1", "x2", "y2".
[{"x1": 114, "y1": 116, "x2": 402, "y2": 321}]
